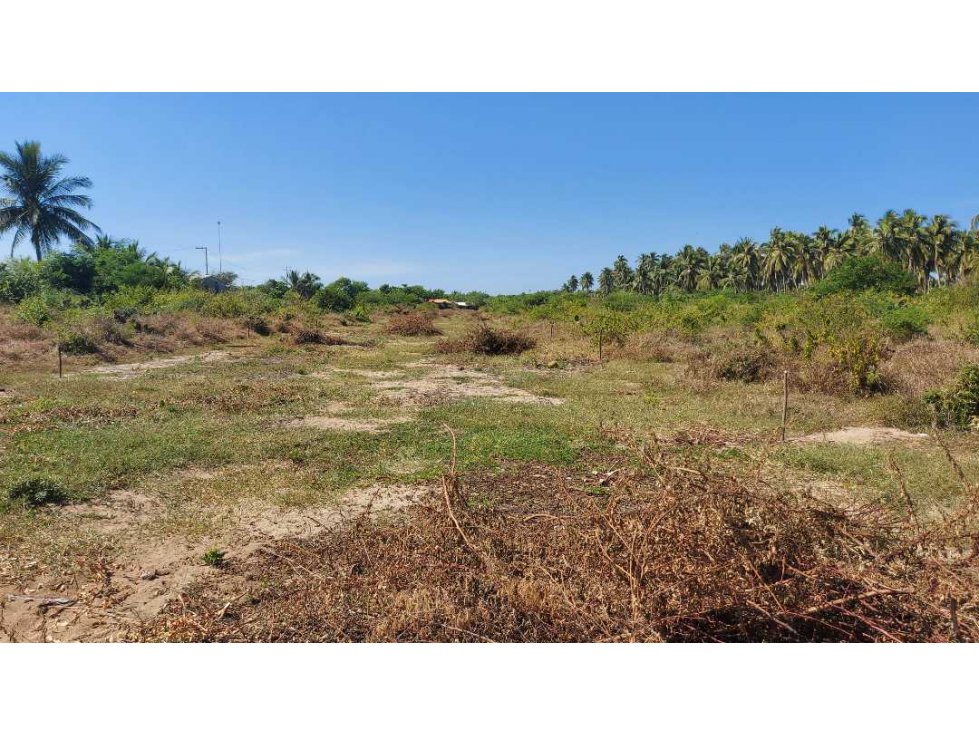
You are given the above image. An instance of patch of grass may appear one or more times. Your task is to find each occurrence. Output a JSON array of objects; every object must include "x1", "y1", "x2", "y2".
[{"x1": 6, "y1": 478, "x2": 70, "y2": 508}]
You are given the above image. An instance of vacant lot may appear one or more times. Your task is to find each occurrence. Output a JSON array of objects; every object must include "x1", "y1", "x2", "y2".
[{"x1": 2, "y1": 310, "x2": 978, "y2": 641}]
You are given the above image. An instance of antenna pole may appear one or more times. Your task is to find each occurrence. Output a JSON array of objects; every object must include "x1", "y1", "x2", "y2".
[
  {"x1": 196, "y1": 246, "x2": 209, "y2": 276},
  {"x1": 217, "y1": 220, "x2": 222, "y2": 274}
]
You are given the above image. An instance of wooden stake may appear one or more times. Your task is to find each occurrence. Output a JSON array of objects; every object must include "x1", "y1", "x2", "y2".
[
  {"x1": 780, "y1": 370, "x2": 789, "y2": 442},
  {"x1": 57, "y1": 342, "x2": 63, "y2": 379},
  {"x1": 598, "y1": 333, "x2": 603, "y2": 363}
]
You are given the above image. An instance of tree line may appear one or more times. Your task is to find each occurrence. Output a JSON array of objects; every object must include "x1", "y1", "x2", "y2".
[{"x1": 564, "y1": 212, "x2": 979, "y2": 296}]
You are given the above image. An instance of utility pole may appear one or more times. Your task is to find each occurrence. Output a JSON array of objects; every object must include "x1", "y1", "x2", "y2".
[
  {"x1": 196, "y1": 246, "x2": 209, "y2": 276},
  {"x1": 217, "y1": 220, "x2": 222, "y2": 274}
]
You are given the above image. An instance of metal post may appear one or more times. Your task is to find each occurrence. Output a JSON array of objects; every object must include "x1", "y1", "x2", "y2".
[{"x1": 196, "y1": 246, "x2": 209, "y2": 276}]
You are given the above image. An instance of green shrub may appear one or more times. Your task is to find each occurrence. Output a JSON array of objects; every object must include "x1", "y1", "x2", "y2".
[
  {"x1": 14, "y1": 294, "x2": 54, "y2": 326},
  {"x1": 925, "y1": 365, "x2": 979, "y2": 429},
  {"x1": 881, "y1": 306, "x2": 930, "y2": 342},
  {"x1": 7, "y1": 478, "x2": 70, "y2": 507},
  {"x1": 315, "y1": 285, "x2": 354, "y2": 312},
  {"x1": 960, "y1": 311, "x2": 979, "y2": 346},
  {"x1": 59, "y1": 330, "x2": 100, "y2": 355},
  {"x1": 0, "y1": 259, "x2": 43, "y2": 303},
  {"x1": 813, "y1": 256, "x2": 917, "y2": 296},
  {"x1": 826, "y1": 331, "x2": 889, "y2": 395}
]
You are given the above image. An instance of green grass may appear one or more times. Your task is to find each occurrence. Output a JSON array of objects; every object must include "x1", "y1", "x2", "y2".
[{"x1": 3, "y1": 310, "x2": 979, "y2": 583}]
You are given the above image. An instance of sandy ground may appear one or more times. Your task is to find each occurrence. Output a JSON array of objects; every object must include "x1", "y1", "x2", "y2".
[
  {"x1": 792, "y1": 426, "x2": 930, "y2": 446},
  {"x1": 0, "y1": 482, "x2": 430, "y2": 642},
  {"x1": 317, "y1": 362, "x2": 565, "y2": 407},
  {"x1": 82, "y1": 350, "x2": 233, "y2": 378}
]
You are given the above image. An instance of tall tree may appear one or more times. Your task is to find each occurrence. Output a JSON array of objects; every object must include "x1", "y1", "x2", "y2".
[
  {"x1": 0, "y1": 140, "x2": 99, "y2": 260},
  {"x1": 763, "y1": 228, "x2": 793, "y2": 292},
  {"x1": 285, "y1": 270, "x2": 322, "y2": 299},
  {"x1": 924, "y1": 214, "x2": 957, "y2": 287},
  {"x1": 731, "y1": 237, "x2": 761, "y2": 290},
  {"x1": 611, "y1": 255, "x2": 633, "y2": 289},
  {"x1": 579, "y1": 271, "x2": 594, "y2": 292},
  {"x1": 598, "y1": 267, "x2": 615, "y2": 296}
]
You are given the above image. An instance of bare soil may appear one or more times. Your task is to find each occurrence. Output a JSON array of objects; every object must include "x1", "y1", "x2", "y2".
[
  {"x1": 0, "y1": 482, "x2": 430, "y2": 642},
  {"x1": 83, "y1": 350, "x2": 233, "y2": 378},
  {"x1": 792, "y1": 426, "x2": 930, "y2": 446}
]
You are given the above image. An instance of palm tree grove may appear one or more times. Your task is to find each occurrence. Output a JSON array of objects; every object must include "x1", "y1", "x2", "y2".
[{"x1": 566, "y1": 212, "x2": 979, "y2": 296}]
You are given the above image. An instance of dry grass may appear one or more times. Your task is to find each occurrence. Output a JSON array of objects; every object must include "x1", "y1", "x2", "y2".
[
  {"x1": 385, "y1": 311, "x2": 443, "y2": 337},
  {"x1": 0, "y1": 313, "x2": 50, "y2": 364},
  {"x1": 882, "y1": 338, "x2": 979, "y2": 398},
  {"x1": 135, "y1": 431, "x2": 979, "y2": 642},
  {"x1": 436, "y1": 324, "x2": 536, "y2": 356}
]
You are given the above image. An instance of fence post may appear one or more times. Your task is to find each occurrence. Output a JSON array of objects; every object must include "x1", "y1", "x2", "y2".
[
  {"x1": 780, "y1": 370, "x2": 789, "y2": 442},
  {"x1": 57, "y1": 342, "x2": 63, "y2": 379}
]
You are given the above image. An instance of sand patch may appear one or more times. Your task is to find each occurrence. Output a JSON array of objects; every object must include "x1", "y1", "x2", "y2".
[
  {"x1": 792, "y1": 427, "x2": 930, "y2": 446},
  {"x1": 84, "y1": 350, "x2": 231, "y2": 379},
  {"x1": 318, "y1": 363, "x2": 564, "y2": 407},
  {"x1": 1, "y1": 482, "x2": 431, "y2": 642},
  {"x1": 286, "y1": 415, "x2": 412, "y2": 433}
]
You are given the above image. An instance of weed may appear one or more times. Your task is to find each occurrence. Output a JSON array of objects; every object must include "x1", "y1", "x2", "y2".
[
  {"x1": 7, "y1": 478, "x2": 70, "y2": 508},
  {"x1": 202, "y1": 548, "x2": 227, "y2": 567}
]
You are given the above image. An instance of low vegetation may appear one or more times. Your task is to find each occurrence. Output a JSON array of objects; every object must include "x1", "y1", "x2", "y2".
[
  {"x1": 436, "y1": 323, "x2": 536, "y2": 356},
  {"x1": 2, "y1": 139, "x2": 979, "y2": 642}
]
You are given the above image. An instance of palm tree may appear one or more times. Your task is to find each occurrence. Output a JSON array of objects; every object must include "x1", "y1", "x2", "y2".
[
  {"x1": 564, "y1": 274, "x2": 579, "y2": 292},
  {"x1": 697, "y1": 255, "x2": 725, "y2": 291},
  {"x1": 873, "y1": 210, "x2": 901, "y2": 261},
  {"x1": 897, "y1": 209, "x2": 928, "y2": 289},
  {"x1": 847, "y1": 212, "x2": 874, "y2": 255},
  {"x1": 632, "y1": 253, "x2": 658, "y2": 295},
  {"x1": 285, "y1": 270, "x2": 322, "y2": 299},
  {"x1": 763, "y1": 228, "x2": 793, "y2": 292},
  {"x1": 0, "y1": 140, "x2": 99, "y2": 260},
  {"x1": 611, "y1": 255, "x2": 633, "y2": 289},
  {"x1": 812, "y1": 226, "x2": 837, "y2": 278},
  {"x1": 731, "y1": 237, "x2": 761, "y2": 290},
  {"x1": 923, "y1": 215, "x2": 957, "y2": 287},
  {"x1": 579, "y1": 271, "x2": 594, "y2": 292},
  {"x1": 598, "y1": 267, "x2": 615, "y2": 296}
]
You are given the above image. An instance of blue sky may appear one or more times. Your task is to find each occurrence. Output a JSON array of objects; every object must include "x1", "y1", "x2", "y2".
[{"x1": 1, "y1": 93, "x2": 978, "y2": 293}]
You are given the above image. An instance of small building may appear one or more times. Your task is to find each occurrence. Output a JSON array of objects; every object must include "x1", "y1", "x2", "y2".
[{"x1": 426, "y1": 298, "x2": 477, "y2": 310}]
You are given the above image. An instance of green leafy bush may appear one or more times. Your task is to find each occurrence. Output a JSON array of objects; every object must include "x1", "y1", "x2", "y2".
[
  {"x1": 925, "y1": 365, "x2": 979, "y2": 429},
  {"x1": 0, "y1": 259, "x2": 43, "y2": 303},
  {"x1": 813, "y1": 256, "x2": 917, "y2": 297}
]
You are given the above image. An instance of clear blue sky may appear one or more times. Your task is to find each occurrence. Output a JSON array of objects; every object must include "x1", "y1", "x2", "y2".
[{"x1": 2, "y1": 93, "x2": 978, "y2": 293}]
